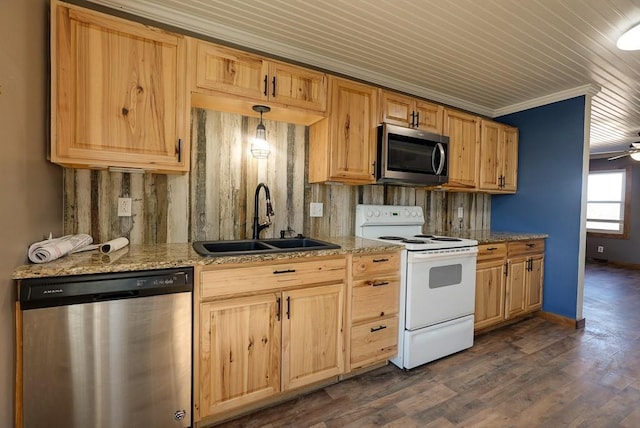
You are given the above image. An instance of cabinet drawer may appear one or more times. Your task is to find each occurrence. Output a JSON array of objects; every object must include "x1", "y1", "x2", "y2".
[
  {"x1": 200, "y1": 257, "x2": 345, "y2": 299},
  {"x1": 352, "y1": 277, "x2": 400, "y2": 323},
  {"x1": 477, "y1": 243, "x2": 507, "y2": 262},
  {"x1": 352, "y1": 252, "x2": 401, "y2": 278},
  {"x1": 350, "y1": 316, "x2": 398, "y2": 367},
  {"x1": 508, "y1": 239, "x2": 545, "y2": 257}
]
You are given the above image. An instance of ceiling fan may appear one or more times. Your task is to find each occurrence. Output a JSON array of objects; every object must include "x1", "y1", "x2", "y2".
[{"x1": 608, "y1": 134, "x2": 640, "y2": 161}]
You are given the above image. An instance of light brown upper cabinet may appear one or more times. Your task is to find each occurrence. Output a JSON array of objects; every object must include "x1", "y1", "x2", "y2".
[
  {"x1": 190, "y1": 40, "x2": 327, "y2": 123},
  {"x1": 51, "y1": 1, "x2": 189, "y2": 173},
  {"x1": 442, "y1": 109, "x2": 480, "y2": 190},
  {"x1": 479, "y1": 120, "x2": 518, "y2": 193},
  {"x1": 380, "y1": 91, "x2": 443, "y2": 133},
  {"x1": 309, "y1": 77, "x2": 379, "y2": 184}
]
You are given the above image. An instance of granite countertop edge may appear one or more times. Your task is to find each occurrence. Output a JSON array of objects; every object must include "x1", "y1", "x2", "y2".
[
  {"x1": 12, "y1": 231, "x2": 548, "y2": 280},
  {"x1": 12, "y1": 236, "x2": 402, "y2": 280}
]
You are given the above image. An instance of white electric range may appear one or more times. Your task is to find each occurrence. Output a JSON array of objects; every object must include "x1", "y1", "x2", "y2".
[{"x1": 355, "y1": 204, "x2": 478, "y2": 369}]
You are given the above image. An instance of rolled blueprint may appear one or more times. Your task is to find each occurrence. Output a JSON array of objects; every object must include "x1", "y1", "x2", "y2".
[{"x1": 99, "y1": 237, "x2": 130, "y2": 254}]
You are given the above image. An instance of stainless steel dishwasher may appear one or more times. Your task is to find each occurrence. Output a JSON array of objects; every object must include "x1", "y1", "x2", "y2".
[{"x1": 19, "y1": 267, "x2": 193, "y2": 428}]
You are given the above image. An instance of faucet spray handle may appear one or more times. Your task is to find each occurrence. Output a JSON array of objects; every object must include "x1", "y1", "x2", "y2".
[{"x1": 266, "y1": 199, "x2": 275, "y2": 217}]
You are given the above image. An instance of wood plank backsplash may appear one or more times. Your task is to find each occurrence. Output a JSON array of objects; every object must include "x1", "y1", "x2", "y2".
[{"x1": 63, "y1": 109, "x2": 490, "y2": 244}]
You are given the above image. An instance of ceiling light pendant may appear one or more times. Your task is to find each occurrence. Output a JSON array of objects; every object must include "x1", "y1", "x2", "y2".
[
  {"x1": 617, "y1": 22, "x2": 640, "y2": 50},
  {"x1": 251, "y1": 105, "x2": 271, "y2": 159},
  {"x1": 630, "y1": 152, "x2": 640, "y2": 161}
]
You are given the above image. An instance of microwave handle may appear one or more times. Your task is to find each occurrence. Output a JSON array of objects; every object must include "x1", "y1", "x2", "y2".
[{"x1": 433, "y1": 142, "x2": 446, "y2": 175}]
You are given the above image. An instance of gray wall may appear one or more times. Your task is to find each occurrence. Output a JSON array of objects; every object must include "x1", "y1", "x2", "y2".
[
  {"x1": 586, "y1": 157, "x2": 640, "y2": 265},
  {"x1": 0, "y1": 0, "x2": 63, "y2": 422}
]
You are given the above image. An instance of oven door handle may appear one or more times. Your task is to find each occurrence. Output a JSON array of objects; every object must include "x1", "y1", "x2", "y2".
[{"x1": 433, "y1": 142, "x2": 446, "y2": 176}]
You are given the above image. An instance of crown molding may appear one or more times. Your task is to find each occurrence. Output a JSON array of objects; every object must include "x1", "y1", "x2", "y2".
[
  {"x1": 491, "y1": 84, "x2": 601, "y2": 118},
  {"x1": 87, "y1": 1, "x2": 600, "y2": 121}
]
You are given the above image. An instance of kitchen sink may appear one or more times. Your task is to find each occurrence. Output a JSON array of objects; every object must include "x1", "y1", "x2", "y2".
[{"x1": 192, "y1": 237, "x2": 340, "y2": 257}]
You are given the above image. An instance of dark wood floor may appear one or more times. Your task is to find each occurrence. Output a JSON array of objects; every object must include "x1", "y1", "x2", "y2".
[{"x1": 216, "y1": 261, "x2": 640, "y2": 427}]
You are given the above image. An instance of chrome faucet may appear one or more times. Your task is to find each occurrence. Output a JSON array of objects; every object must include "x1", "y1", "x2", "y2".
[{"x1": 252, "y1": 183, "x2": 275, "y2": 239}]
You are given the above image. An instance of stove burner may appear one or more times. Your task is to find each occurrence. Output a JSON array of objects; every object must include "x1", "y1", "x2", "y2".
[
  {"x1": 430, "y1": 237, "x2": 462, "y2": 242},
  {"x1": 414, "y1": 234, "x2": 434, "y2": 238},
  {"x1": 402, "y1": 239, "x2": 427, "y2": 244},
  {"x1": 378, "y1": 236, "x2": 405, "y2": 240}
]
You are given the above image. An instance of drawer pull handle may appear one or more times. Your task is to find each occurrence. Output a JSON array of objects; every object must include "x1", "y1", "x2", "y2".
[
  {"x1": 370, "y1": 280, "x2": 389, "y2": 287},
  {"x1": 486, "y1": 247, "x2": 498, "y2": 251},
  {"x1": 372, "y1": 258, "x2": 389, "y2": 263},
  {"x1": 276, "y1": 297, "x2": 281, "y2": 321},
  {"x1": 370, "y1": 325, "x2": 387, "y2": 332},
  {"x1": 526, "y1": 243, "x2": 536, "y2": 248},
  {"x1": 273, "y1": 269, "x2": 296, "y2": 274}
]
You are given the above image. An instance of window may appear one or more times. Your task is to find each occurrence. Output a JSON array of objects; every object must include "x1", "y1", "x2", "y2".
[{"x1": 586, "y1": 168, "x2": 630, "y2": 237}]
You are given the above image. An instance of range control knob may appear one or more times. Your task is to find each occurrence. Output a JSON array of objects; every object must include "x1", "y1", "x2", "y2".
[
  {"x1": 411, "y1": 211, "x2": 417, "y2": 217},
  {"x1": 367, "y1": 210, "x2": 373, "y2": 217},
  {"x1": 374, "y1": 210, "x2": 381, "y2": 217}
]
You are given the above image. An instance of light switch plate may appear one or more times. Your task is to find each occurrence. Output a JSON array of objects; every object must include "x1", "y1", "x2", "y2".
[{"x1": 310, "y1": 202, "x2": 323, "y2": 217}]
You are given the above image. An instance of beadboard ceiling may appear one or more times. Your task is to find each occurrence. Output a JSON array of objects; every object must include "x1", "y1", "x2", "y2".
[{"x1": 88, "y1": 0, "x2": 640, "y2": 155}]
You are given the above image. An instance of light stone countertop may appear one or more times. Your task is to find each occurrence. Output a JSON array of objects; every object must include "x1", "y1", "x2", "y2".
[
  {"x1": 12, "y1": 236, "x2": 402, "y2": 280},
  {"x1": 439, "y1": 230, "x2": 549, "y2": 244},
  {"x1": 12, "y1": 231, "x2": 548, "y2": 280}
]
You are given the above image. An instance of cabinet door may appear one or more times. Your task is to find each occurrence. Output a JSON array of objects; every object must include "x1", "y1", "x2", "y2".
[
  {"x1": 380, "y1": 91, "x2": 413, "y2": 127},
  {"x1": 282, "y1": 284, "x2": 344, "y2": 390},
  {"x1": 414, "y1": 100, "x2": 444, "y2": 134},
  {"x1": 500, "y1": 126, "x2": 519, "y2": 192},
  {"x1": 443, "y1": 109, "x2": 480, "y2": 190},
  {"x1": 53, "y1": 3, "x2": 188, "y2": 171},
  {"x1": 478, "y1": 120, "x2": 501, "y2": 191},
  {"x1": 474, "y1": 259, "x2": 506, "y2": 330},
  {"x1": 505, "y1": 258, "x2": 527, "y2": 318},
  {"x1": 270, "y1": 62, "x2": 327, "y2": 111},
  {"x1": 526, "y1": 255, "x2": 544, "y2": 311},
  {"x1": 194, "y1": 42, "x2": 268, "y2": 100},
  {"x1": 328, "y1": 78, "x2": 378, "y2": 183},
  {"x1": 199, "y1": 294, "x2": 280, "y2": 417}
]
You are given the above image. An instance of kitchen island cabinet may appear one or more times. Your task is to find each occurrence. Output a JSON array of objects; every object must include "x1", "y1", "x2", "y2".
[{"x1": 51, "y1": 1, "x2": 189, "y2": 173}]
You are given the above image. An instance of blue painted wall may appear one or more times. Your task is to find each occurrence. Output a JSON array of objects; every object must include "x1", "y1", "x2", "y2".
[{"x1": 493, "y1": 96, "x2": 586, "y2": 319}]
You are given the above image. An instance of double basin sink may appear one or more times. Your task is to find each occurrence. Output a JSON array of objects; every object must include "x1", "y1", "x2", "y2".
[{"x1": 193, "y1": 237, "x2": 340, "y2": 257}]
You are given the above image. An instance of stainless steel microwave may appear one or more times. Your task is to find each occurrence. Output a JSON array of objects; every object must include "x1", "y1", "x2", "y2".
[{"x1": 376, "y1": 123, "x2": 449, "y2": 186}]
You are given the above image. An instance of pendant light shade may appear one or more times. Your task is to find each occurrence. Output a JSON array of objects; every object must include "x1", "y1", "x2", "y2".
[
  {"x1": 617, "y1": 22, "x2": 640, "y2": 50},
  {"x1": 251, "y1": 105, "x2": 271, "y2": 159},
  {"x1": 630, "y1": 152, "x2": 640, "y2": 161}
]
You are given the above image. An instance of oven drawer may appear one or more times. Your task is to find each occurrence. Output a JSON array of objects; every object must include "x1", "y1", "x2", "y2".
[
  {"x1": 477, "y1": 243, "x2": 507, "y2": 261},
  {"x1": 200, "y1": 257, "x2": 345, "y2": 299},
  {"x1": 352, "y1": 252, "x2": 401, "y2": 278},
  {"x1": 508, "y1": 239, "x2": 545, "y2": 257},
  {"x1": 351, "y1": 276, "x2": 400, "y2": 323},
  {"x1": 350, "y1": 316, "x2": 398, "y2": 366}
]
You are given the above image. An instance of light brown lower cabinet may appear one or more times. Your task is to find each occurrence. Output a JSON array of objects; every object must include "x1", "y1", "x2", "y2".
[
  {"x1": 195, "y1": 251, "x2": 402, "y2": 425},
  {"x1": 195, "y1": 257, "x2": 345, "y2": 424},
  {"x1": 348, "y1": 251, "x2": 401, "y2": 370},
  {"x1": 474, "y1": 240, "x2": 545, "y2": 331}
]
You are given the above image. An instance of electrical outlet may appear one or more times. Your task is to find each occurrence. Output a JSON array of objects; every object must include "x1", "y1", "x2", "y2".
[
  {"x1": 597, "y1": 245, "x2": 604, "y2": 253},
  {"x1": 118, "y1": 197, "x2": 132, "y2": 217},
  {"x1": 310, "y1": 202, "x2": 323, "y2": 217},
  {"x1": 457, "y1": 207, "x2": 464, "y2": 219}
]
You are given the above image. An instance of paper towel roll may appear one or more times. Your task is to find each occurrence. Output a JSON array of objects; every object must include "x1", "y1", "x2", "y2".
[{"x1": 99, "y1": 237, "x2": 129, "y2": 254}]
